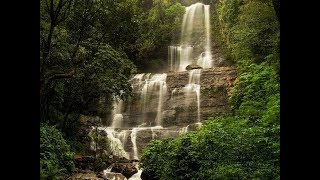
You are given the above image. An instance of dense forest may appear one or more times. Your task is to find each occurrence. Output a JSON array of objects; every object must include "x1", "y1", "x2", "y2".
[{"x1": 40, "y1": 0, "x2": 279, "y2": 179}]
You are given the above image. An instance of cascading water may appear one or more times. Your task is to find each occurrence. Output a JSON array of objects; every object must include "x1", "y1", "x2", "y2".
[
  {"x1": 168, "y1": 45, "x2": 193, "y2": 72},
  {"x1": 131, "y1": 128, "x2": 139, "y2": 160},
  {"x1": 184, "y1": 69, "x2": 202, "y2": 122},
  {"x1": 90, "y1": 73, "x2": 169, "y2": 162},
  {"x1": 168, "y1": 3, "x2": 213, "y2": 72},
  {"x1": 197, "y1": 4, "x2": 213, "y2": 68},
  {"x1": 128, "y1": 164, "x2": 143, "y2": 180},
  {"x1": 116, "y1": 130, "x2": 129, "y2": 148},
  {"x1": 111, "y1": 97, "x2": 124, "y2": 128},
  {"x1": 140, "y1": 73, "x2": 167, "y2": 126}
]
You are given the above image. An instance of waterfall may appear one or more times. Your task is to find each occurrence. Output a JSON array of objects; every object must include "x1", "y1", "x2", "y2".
[
  {"x1": 89, "y1": 3, "x2": 233, "y2": 179},
  {"x1": 131, "y1": 128, "x2": 139, "y2": 160},
  {"x1": 156, "y1": 80, "x2": 167, "y2": 126},
  {"x1": 116, "y1": 130, "x2": 129, "y2": 148},
  {"x1": 168, "y1": 45, "x2": 193, "y2": 72},
  {"x1": 168, "y1": 3, "x2": 213, "y2": 72},
  {"x1": 91, "y1": 73, "x2": 168, "y2": 162},
  {"x1": 111, "y1": 97, "x2": 124, "y2": 128},
  {"x1": 205, "y1": 5, "x2": 212, "y2": 56},
  {"x1": 140, "y1": 73, "x2": 167, "y2": 126},
  {"x1": 196, "y1": 4, "x2": 213, "y2": 68},
  {"x1": 130, "y1": 126, "x2": 163, "y2": 160},
  {"x1": 92, "y1": 127, "x2": 129, "y2": 159},
  {"x1": 184, "y1": 69, "x2": 202, "y2": 122}
]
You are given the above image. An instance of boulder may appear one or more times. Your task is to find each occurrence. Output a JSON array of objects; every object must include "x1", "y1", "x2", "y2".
[
  {"x1": 74, "y1": 155, "x2": 95, "y2": 171},
  {"x1": 111, "y1": 163, "x2": 138, "y2": 179},
  {"x1": 185, "y1": 64, "x2": 203, "y2": 70}
]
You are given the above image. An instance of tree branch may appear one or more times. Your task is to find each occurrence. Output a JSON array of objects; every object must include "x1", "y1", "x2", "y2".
[{"x1": 42, "y1": 69, "x2": 75, "y2": 90}]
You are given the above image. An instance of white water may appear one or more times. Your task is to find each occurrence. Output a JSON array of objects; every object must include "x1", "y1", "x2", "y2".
[
  {"x1": 197, "y1": 5, "x2": 213, "y2": 68},
  {"x1": 179, "y1": 125, "x2": 189, "y2": 134},
  {"x1": 156, "y1": 80, "x2": 167, "y2": 126},
  {"x1": 103, "y1": 165, "x2": 113, "y2": 173},
  {"x1": 99, "y1": 127, "x2": 129, "y2": 159},
  {"x1": 184, "y1": 69, "x2": 202, "y2": 122},
  {"x1": 115, "y1": 130, "x2": 129, "y2": 148},
  {"x1": 131, "y1": 128, "x2": 139, "y2": 160},
  {"x1": 168, "y1": 45, "x2": 193, "y2": 72},
  {"x1": 181, "y1": 3, "x2": 199, "y2": 44},
  {"x1": 128, "y1": 164, "x2": 142, "y2": 180},
  {"x1": 168, "y1": 3, "x2": 213, "y2": 72},
  {"x1": 140, "y1": 73, "x2": 167, "y2": 126},
  {"x1": 111, "y1": 96, "x2": 124, "y2": 128},
  {"x1": 130, "y1": 73, "x2": 145, "y2": 91}
]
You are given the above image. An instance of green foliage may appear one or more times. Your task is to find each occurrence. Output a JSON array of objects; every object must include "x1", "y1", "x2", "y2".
[
  {"x1": 40, "y1": 124, "x2": 75, "y2": 179},
  {"x1": 40, "y1": 160, "x2": 66, "y2": 180},
  {"x1": 140, "y1": 64, "x2": 280, "y2": 178},
  {"x1": 218, "y1": 0, "x2": 241, "y2": 29},
  {"x1": 40, "y1": 0, "x2": 139, "y2": 151},
  {"x1": 141, "y1": 111, "x2": 279, "y2": 179},
  {"x1": 213, "y1": 0, "x2": 279, "y2": 72},
  {"x1": 230, "y1": 0, "x2": 279, "y2": 63},
  {"x1": 230, "y1": 62, "x2": 279, "y2": 113},
  {"x1": 140, "y1": 139, "x2": 173, "y2": 179}
]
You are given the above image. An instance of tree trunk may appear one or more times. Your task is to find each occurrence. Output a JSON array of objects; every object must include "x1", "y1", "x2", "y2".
[{"x1": 272, "y1": 0, "x2": 280, "y2": 22}]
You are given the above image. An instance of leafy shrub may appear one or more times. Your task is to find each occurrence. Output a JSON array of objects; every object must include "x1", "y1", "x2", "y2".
[
  {"x1": 40, "y1": 124, "x2": 75, "y2": 179},
  {"x1": 140, "y1": 114, "x2": 279, "y2": 179},
  {"x1": 230, "y1": 62, "x2": 279, "y2": 113}
]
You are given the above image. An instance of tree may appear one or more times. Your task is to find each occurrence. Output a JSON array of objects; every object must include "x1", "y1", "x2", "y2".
[{"x1": 40, "y1": 0, "x2": 137, "y2": 127}]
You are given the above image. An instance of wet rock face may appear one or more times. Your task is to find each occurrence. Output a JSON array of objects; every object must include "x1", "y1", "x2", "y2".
[
  {"x1": 119, "y1": 67, "x2": 236, "y2": 128},
  {"x1": 163, "y1": 67, "x2": 236, "y2": 126},
  {"x1": 84, "y1": 67, "x2": 237, "y2": 162},
  {"x1": 66, "y1": 170, "x2": 104, "y2": 180}
]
